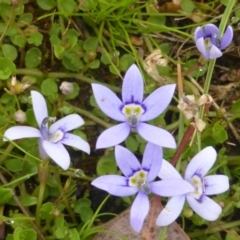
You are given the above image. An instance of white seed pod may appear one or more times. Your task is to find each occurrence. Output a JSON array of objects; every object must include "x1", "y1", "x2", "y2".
[
  {"x1": 59, "y1": 81, "x2": 74, "y2": 95},
  {"x1": 14, "y1": 110, "x2": 26, "y2": 123}
]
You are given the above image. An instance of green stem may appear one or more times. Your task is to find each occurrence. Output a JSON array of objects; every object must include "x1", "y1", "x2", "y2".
[
  {"x1": 36, "y1": 161, "x2": 49, "y2": 227},
  {"x1": 226, "y1": 155, "x2": 240, "y2": 165},
  {"x1": 16, "y1": 69, "x2": 121, "y2": 93},
  {"x1": 0, "y1": 143, "x2": 14, "y2": 164},
  {"x1": 72, "y1": 105, "x2": 112, "y2": 129}
]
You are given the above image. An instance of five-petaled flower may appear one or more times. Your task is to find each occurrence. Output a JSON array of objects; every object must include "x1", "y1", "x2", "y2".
[
  {"x1": 3, "y1": 91, "x2": 90, "y2": 170},
  {"x1": 194, "y1": 24, "x2": 233, "y2": 59},
  {"x1": 157, "y1": 147, "x2": 229, "y2": 226},
  {"x1": 92, "y1": 64, "x2": 176, "y2": 149},
  {"x1": 91, "y1": 143, "x2": 194, "y2": 232}
]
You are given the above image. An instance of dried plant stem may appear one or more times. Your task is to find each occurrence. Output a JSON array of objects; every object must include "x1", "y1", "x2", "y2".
[{"x1": 0, "y1": 173, "x2": 45, "y2": 240}]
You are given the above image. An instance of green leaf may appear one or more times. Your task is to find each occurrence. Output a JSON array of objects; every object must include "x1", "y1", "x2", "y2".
[
  {"x1": 147, "y1": 15, "x2": 166, "y2": 25},
  {"x1": 27, "y1": 32, "x2": 43, "y2": 46},
  {"x1": 58, "y1": 102, "x2": 74, "y2": 114},
  {"x1": 8, "y1": 195, "x2": 37, "y2": 206},
  {"x1": 18, "y1": 13, "x2": 33, "y2": 27},
  {"x1": 74, "y1": 198, "x2": 91, "y2": 213},
  {"x1": 65, "y1": 82, "x2": 80, "y2": 100},
  {"x1": 14, "y1": 227, "x2": 37, "y2": 240},
  {"x1": 83, "y1": 37, "x2": 98, "y2": 51},
  {"x1": 69, "y1": 229, "x2": 80, "y2": 240},
  {"x1": 62, "y1": 52, "x2": 84, "y2": 71},
  {"x1": 97, "y1": 152, "x2": 117, "y2": 175},
  {"x1": 25, "y1": 48, "x2": 42, "y2": 68},
  {"x1": 40, "y1": 202, "x2": 55, "y2": 219},
  {"x1": 181, "y1": 0, "x2": 195, "y2": 13},
  {"x1": 231, "y1": 99, "x2": 240, "y2": 113},
  {"x1": 212, "y1": 122, "x2": 228, "y2": 144},
  {"x1": 4, "y1": 159, "x2": 23, "y2": 172},
  {"x1": 184, "y1": 59, "x2": 207, "y2": 77},
  {"x1": 41, "y1": 78, "x2": 58, "y2": 96},
  {"x1": 125, "y1": 135, "x2": 138, "y2": 152},
  {"x1": 226, "y1": 231, "x2": 240, "y2": 240},
  {"x1": 0, "y1": 58, "x2": 16, "y2": 80},
  {"x1": 58, "y1": 0, "x2": 77, "y2": 15},
  {"x1": 2, "y1": 44, "x2": 18, "y2": 61},
  {"x1": 0, "y1": 187, "x2": 12, "y2": 204},
  {"x1": 89, "y1": 59, "x2": 100, "y2": 69},
  {"x1": 119, "y1": 54, "x2": 135, "y2": 71},
  {"x1": 37, "y1": 0, "x2": 56, "y2": 10},
  {"x1": 10, "y1": 34, "x2": 26, "y2": 48}
]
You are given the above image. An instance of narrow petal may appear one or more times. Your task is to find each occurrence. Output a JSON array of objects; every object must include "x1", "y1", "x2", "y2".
[
  {"x1": 122, "y1": 64, "x2": 144, "y2": 104},
  {"x1": 204, "y1": 175, "x2": 229, "y2": 195},
  {"x1": 196, "y1": 38, "x2": 207, "y2": 58},
  {"x1": 3, "y1": 126, "x2": 41, "y2": 141},
  {"x1": 42, "y1": 141, "x2": 70, "y2": 170},
  {"x1": 61, "y1": 133, "x2": 90, "y2": 154},
  {"x1": 115, "y1": 145, "x2": 141, "y2": 177},
  {"x1": 204, "y1": 24, "x2": 219, "y2": 36},
  {"x1": 96, "y1": 123, "x2": 131, "y2": 149},
  {"x1": 136, "y1": 122, "x2": 176, "y2": 149},
  {"x1": 91, "y1": 84, "x2": 125, "y2": 121},
  {"x1": 158, "y1": 159, "x2": 182, "y2": 180},
  {"x1": 186, "y1": 195, "x2": 222, "y2": 221},
  {"x1": 209, "y1": 45, "x2": 222, "y2": 59},
  {"x1": 184, "y1": 146, "x2": 216, "y2": 180},
  {"x1": 194, "y1": 27, "x2": 204, "y2": 42},
  {"x1": 31, "y1": 91, "x2": 48, "y2": 128},
  {"x1": 150, "y1": 179, "x2": 194, "y2": 197},
  {"x1": 91, "y1": 175, "x2": 137, "y2": 197},
  {"x1": 130, "y1": 192, "x2": 149, "y2": 232},
  {"x1": 156, "y1": 195, "x2": 185, "y2": 226},
  {"x1": 220, "y1": 26, "x2": 233, "y2": 49},
  {"x1": 141, "y1": 84, "x2": 176, "y2": 122},
  {"x1": 38, "y1": 138, "x2": 48, "y2": 160},
  {"x1": 49, "y1": 114, "x2": 84, "y2": 134},
  {"x1": 142, "y1": 143, "x2": 162, "y2": 182}
]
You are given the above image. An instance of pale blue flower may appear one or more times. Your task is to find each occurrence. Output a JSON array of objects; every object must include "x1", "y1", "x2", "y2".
[
  {"x1": 91, "y1": 143, "x2": 194, "y2": 232},
  {"x1": 194, "y1": 24, "x2": 233, "y2": 59},
  {"x1": 3, "y1": 91, "x2": 90, "y2": 170},
  {"x1": 157, "y1": 147, "x2": 229, "y2": 226},
  {"x1": 92, "y1": 64, "x2": 176, "y2": 149}
]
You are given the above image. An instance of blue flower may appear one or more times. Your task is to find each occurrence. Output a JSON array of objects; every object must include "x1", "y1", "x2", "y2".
[
  {"x1": 92, "y1": 64, "x2": 176, "y2": 149},
  {"x1": 194, "y1": 24, "x2": 233, "y2": 59},
  {"x1": 3, "y1": 91, "x2": 90, "y2": 170},
  {"x1": 91, "y1": 143, "x2": 194, "y2": 232}
]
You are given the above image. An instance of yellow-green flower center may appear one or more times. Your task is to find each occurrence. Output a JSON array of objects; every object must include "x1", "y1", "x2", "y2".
[
  {"x1": 49, "y1": 129, "x2": 64, "y2": 143},
  {"x1": 128, "y1": 170, "x2": 151, "y2": 194},
  {"x1": 122, "y1": 104, "x2": 144, "y2": 127},
  {"x1": 189, "y1": 175, "x2": 204, "y2": 200}
]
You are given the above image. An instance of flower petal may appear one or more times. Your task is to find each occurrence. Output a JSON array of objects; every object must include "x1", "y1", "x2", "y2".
[
  {"x1": 122, "y1": 64, "x2": 144, "y2": 104},
  {"x1": 42, "y1": 141, "x2": 70, "y2": 170},
  {"x1": 3, "y1": 126, "x2": 41, "y2": 141},
  {"x1": 91, "y1": 84, "x2": 125, "y2": 121},
  {"x1": 150, "y1": 179, "x2": 194, "y2": 197},
  {"x1": 61, "y1": 133, "x2": 90, "y2": 154},
  {"x1": 184, "y1": 146, "x2": 217, "y2": 180},
  {"x1": 158, "y1": 159, "x2": 182, "y2": 180},
  {"x1": 49, "y1": 114, "x2": 84, "y2": 134},
  {"x1": 142, "y1": 143, "x2": 162, "y2": 182},
  {"x1": 136, "y1": 122, "x2": 176, "y2": 149},
  {"x1": 96, "y1": 123, "x2": 131, "y2": 149},
  {"x1": 204, "y1": 24, "x2": 219, "y2": 36},
  {"x1": 204, "y1": 175, "x2": 229, "y2": 195},
  {"x1": 196, "y1": 38, "x2": 207, "y2": 58},
  {"x1": 130, "y1": 192, "x2": 149, "y2": 232},
  {"x1": 38, "y1": 138, "x2": 48, "y2": 160},
  {"x1": 186, "y1": 194, "x2": 222, "y2": 221},
  {"x1": 115, "y1": 145, "x2": 141, "y2": 177},
  {"x1": 141, "y1": 84, "x2": 176, "y2": 122},
  {"x1": 220, "y1": 26, "x2": 233, "y2": 49},
  {"x1": 209, "y1": 45, "x2": 222, "y2": 59},
  {"x1": 31, "y1": 91, "x2": 48, "y2": 128},
  {"x1": 156, "y1": 195, "x2": 185, "y2": 226},
  {"x1": 194, "y1": 27, "x2": 204, "y2": 42},
  {"x1": 91, "y1": 175, "x2": 137, "y2": 197}
]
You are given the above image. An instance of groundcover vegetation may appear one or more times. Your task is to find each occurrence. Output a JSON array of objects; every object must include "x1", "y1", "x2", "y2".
[{"x1": 0, "y1": 0, "x2": 240, "y2": 239}]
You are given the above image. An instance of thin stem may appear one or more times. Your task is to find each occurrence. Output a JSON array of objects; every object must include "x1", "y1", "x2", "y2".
[{"x1": 0, "y1": 143, "x2": 14, "y2": 164}]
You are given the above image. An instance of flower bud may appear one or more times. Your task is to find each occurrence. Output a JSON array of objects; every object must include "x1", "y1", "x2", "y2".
[
  {"x1": 59, "y1": 81, "x2": 74, "y2": 95},
  {"x1": 14, "y1": 110, "x2": 26, "y2": 123}
]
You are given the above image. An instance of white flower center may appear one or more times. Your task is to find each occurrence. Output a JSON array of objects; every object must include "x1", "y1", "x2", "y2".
[
  {"x1": 49, "y1": 129, "x2": 64, "y2": 143},
  {"x1": 122, "y1": 104, "x2": 144, "y2": 127},
  {"x1": 128, "y1": 170, "x2": 151, "y2": 194},
  {"x1": 189, "y1": 175, "x2": 205, "y2": 200}
]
